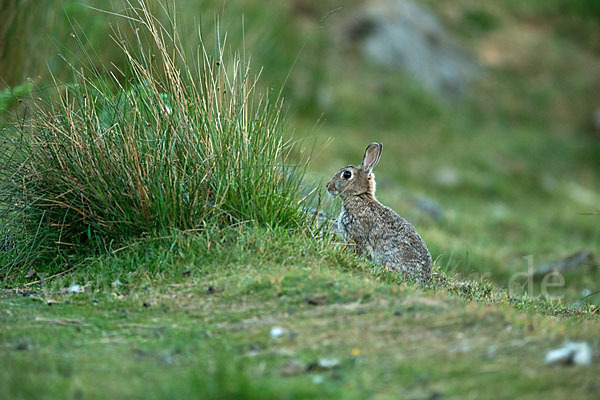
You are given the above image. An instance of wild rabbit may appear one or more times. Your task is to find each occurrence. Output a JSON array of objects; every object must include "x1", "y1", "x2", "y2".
[{"x1": 326, "y1": 142, "x2": 432, "y2": 283}]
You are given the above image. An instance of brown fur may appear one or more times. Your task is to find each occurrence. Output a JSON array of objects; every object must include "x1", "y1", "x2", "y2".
[{"x1": 326, "y1": 143, "x2": 432, "y2": 283}]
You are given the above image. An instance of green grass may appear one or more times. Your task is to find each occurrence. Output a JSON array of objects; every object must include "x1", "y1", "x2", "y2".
[
  {"x1": 1, "y1": 0, "x2": 313, "y2": 271},
  {"x1": 2, "y1": 230, "x2": 599, "y2": 399},
  {"x1": 1, "y1": 0, "x2": 600, "y2": 398}
]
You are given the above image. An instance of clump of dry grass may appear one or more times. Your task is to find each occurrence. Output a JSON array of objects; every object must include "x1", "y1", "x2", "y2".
[{"x1": 1, "y1": 0, "x2": 310, "y2": 268}]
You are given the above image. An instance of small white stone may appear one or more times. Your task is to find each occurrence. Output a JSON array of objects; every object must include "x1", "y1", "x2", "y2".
[
  {"x1": 545, "y1": 347, "x2": 573, "y2": 365},
  {"x1": 68, "y1": 284, "x2": 83, "y2": 294},
  {"x1": 270, "y1": 326, "x2": 285, "y2": 339},
  {"x1": 545, "y1": 342, "x2": 593, "y2": 366},
  {"x1": 318, "y1": 358, "x2": 340, "y2": 369},
  {"x1": 571, "y1": 342, "x2": 593, "y2": 366}
]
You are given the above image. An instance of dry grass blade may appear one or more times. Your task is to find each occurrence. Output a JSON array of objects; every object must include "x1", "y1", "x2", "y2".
[{"x1": 1, "y1": 0, "x2": 313, "y2": 271}]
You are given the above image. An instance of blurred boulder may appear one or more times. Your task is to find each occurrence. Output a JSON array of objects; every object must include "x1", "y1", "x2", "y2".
[
  {"x1": 342, "y1": 0, "x2": 480, "y2": 99},
  {"x1": 413, "y1": 195, "x2": 445, "y2": 221},
  {"x1": 533, "y1": 250, "x2": 596, "y2": 277}
]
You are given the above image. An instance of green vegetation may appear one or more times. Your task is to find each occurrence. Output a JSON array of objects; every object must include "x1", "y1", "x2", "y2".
[
  {"x1": 0, "y1": 82, "x2": 33, "y2": 114},
  {"x1": 2, "y1": 230, "x2": 599, "y2": 399},
  {"x1": 1, "y1": 0, "x2": 599, "y2": 398},
  {"x1": 1, "y1": 1, "x2": 312, "y2": 271}
]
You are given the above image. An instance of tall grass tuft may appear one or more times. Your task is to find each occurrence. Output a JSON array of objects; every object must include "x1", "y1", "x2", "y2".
[{"x1": 1, "y1": 0, "x2": 310, "y2": 270}]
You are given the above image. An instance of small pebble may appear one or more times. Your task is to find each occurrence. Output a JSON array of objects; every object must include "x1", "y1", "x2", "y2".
[
  {"x1": 545, "y1": 342, "x2": 593, "y2": 366},
  {"x1": 270, "y1": 326, "x2": 285, "y2": 339}
]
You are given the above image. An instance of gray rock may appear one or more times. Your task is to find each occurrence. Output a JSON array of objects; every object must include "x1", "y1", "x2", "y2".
[
  {"x1": 413, "y1": 195, "x2": 444, "y2": 221},
  {"x1": 342, "y1": 0, "x2": 480, "y2": 99},
  {"x1": 533, "y1": 250, "x2": 596, "y2": 277},
  {"x1": 545, "y1": 342, "x2": 593, "y2": 366}
]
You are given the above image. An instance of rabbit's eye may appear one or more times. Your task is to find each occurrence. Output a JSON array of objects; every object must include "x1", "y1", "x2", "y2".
[{"x1": 342, "y1": 170, "x2": 352, "y2": 179}]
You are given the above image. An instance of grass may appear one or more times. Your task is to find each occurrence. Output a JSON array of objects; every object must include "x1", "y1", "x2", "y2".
[
  {"x1": 299, "y1": 0, "x2": 600, "y2": 306},
  {"x1": 2, "y1": 229, "x2": 599, "y2": 399},
  {"x1": 1, "y1": 0, "x2": 600, "y2": 398},
  {"x1": 1, "y1": 0, "x2": 312, "y2": 271}
]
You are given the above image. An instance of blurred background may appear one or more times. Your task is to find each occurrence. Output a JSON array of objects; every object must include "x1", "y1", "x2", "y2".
[{"x1": 1, "y1": 0, "x2": 599, "y2": 303}]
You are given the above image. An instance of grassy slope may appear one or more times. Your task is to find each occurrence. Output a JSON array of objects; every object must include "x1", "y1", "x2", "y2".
[
  {"x1": 2, "y1": 231, "x2": 599, "y2": 399},
  {"x1": 2, "y1": 0, "x2": 600, "y2": 398},
  {"x1": 303, "y1": 0, "x2": 600, "y2": 304}
]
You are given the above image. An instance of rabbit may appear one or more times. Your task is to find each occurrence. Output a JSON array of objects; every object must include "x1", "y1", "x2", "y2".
[{"x1": 326, "y1": 142, "x2": 432, "y2": 283}]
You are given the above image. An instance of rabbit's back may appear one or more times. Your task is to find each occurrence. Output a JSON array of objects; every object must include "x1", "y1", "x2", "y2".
[
  {"x1": 340, "y1": 195, "x2": 432, "y2": 282},
  {"x1": 373, "y1": 207, "x2": 432, "y2": 282}
]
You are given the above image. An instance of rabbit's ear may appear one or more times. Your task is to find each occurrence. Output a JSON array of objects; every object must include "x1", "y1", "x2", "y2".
[{"x1": 360, "y1": 142, "x2": 382, "y2": 173}]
